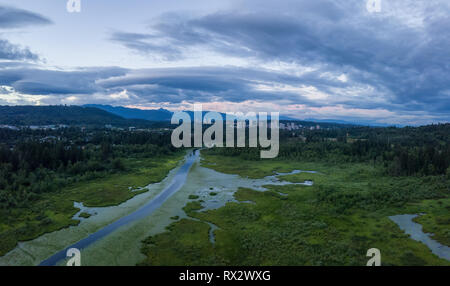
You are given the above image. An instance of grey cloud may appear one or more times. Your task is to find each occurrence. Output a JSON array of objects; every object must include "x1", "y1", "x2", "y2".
[
  {"x1": 110, "y1": 31, "x2": 183, "y2": 60},
  {"x1": 97, "y1": 66, "x2": 339, "y2": 106},
  {"x1": 0, "y1": 39, "x2": 39, "y2": 61},
  {"x1": 110, "y1": 0, "x2": 450, "y2": 115},
  {"x1": 0, "y1": 66, "x2": 128, "y2": 95},
  {"x1": 0, "y1": 62, "x2": 400, "y2": 111},
  {"x1": 0, "y1": 5, "x2": 52, "y2": 28},
  {"x1": 0, "y1": 1, "x2": 448, "y2": 124},
  {"x1": 0, "y1": 5, "x2": 52, "y2": 61},
  {"x1": 0, "y1": 62, "x2": 447, "y2": 124}
]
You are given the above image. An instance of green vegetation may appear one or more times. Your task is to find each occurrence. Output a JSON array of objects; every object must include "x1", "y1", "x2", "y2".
[
  {"x1": 0, "y1": 153, "x2": 182, "y2": 256},
  {"x1": 413, "y1": 199, "x2": 450, "y2": 246},
  {"x1": 79, "y1": 212, "x2": 91, "y2": 219},
  {"x1": 140, "y1": 146, "x2": 450, "y2": 266},
  {"x1": 188, "y1": 195, "x2": 199, "y2": 200},
  {"x1": 0, "y1": 127, "x2": 178, "y2": 208},
  {"x1": 201, "y1": 155, "x2": 310, "y2": 178},
  {"x1": 139, "y1": 219, "x2": 216, "y2": 266},
  {"x1": 0, "y1": 127, "x2": 183, "y2": 256},
  {"x1": 182, "y1": 201, "x2": 203, "y2": 213},
  {"x1": 205, "y1": 123, "x2": 450, "y2": 177},
  {"x1": 1, "y1": 117, "x2": 449, "y2": 266}
]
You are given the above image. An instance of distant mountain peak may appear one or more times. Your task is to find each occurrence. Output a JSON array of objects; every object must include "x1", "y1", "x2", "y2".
[{"x1": 84, "y1": 104, "x2": 173, "y2": 121}]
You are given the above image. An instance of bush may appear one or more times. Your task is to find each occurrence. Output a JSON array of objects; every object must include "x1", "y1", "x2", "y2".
[{"x1": 112, "y1": 158, "x2": 126, "y2": 171}]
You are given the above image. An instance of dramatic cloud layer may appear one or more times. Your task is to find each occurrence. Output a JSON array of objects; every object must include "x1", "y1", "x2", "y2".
[
  {"x1": 110, "y1": 0, "x2": 450, "y2": 116},
  {"x1": 0, "y1": 1, "x2": 449, "y2": 125},
  {"x1": 0, "y1": 5, "x2": 52, "y2": 28},
  {"x1": 0, "y1": 39, "x2": 39, "y2": 61},
  {"x1": 0, "y1": 5, "x2": 51, "y2": 61},
  {"x1": 0, "y1": 65, "x2": 127, "y2": 95}
]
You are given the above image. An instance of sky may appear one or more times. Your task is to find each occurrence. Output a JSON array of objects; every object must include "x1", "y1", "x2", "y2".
[{"x1": 0, "y1": 0, "x2": 449, "y2": 126}]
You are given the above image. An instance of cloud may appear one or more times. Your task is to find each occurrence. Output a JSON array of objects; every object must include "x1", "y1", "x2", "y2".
[
  {"x1": 0, "y1": 65, "x2": 128, "y2": 96},
  {"x1": 0, "y1": 39, "x2": 39, "y2": 61},
  {"x1": 0, "y1": 62, "x2": 447, "y2": 125},
  {"x1": 0, "y1": 5, "x2": 52, "y2": 28},
  {"x1": 110, "y1": 32, "x2": 183, "y2": 60},
  {"x1": 96, "y1": 66, "x2": 335, "y2": 105},
  {"x1": 0, "y1": 1, "x2": 449, "y2": 125},
  {"x1": 110, "y1": 0, "x2": 450, "y2": 116},
  {"x1": 0, "y1": 5, "x2": 52, "y2": 61}
]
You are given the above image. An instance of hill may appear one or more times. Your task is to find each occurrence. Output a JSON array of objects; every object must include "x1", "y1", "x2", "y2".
[
  {"x1": 85, "y1": 104, "x2": 305, "y2": 122},
  {"x1": 84, "y1": 104, "x2": 173, "y2": 121},
  {"x1": 0, "y1": 105, "x2": 163, "y2": 127}
]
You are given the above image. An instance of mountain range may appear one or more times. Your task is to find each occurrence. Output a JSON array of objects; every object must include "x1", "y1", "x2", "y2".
[
  {"x1": 0, "y1": 104, "x2": 393, "y2": 128},
  {"x1": 84, "y1": 104, "x2": 173, "y2": 121},
  {"x1": 86, "y1": 104, "x2": 306, "y2": 122},
  {"x1": 0, "y1": 105, "x2": 166, "y2": 128}
]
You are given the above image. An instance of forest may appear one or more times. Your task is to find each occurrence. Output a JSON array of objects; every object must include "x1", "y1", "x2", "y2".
[
  {"x1": 206, "y1": 123, "x2": 450, "y2": 177},
  {"x1": 0, "y1": 127, "x2": 177, "y2": 209},
  {"x1": 0, "y1": 126, "x2": 185, "y2": 256},
  {"x1": 1, "y1": 123, "x2": 449, "y2": 210}
]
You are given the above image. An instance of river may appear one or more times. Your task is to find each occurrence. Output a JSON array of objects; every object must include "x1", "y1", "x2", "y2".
[
  {"x1": 39, "y1": 150, "x2": 199, "y2": 266},
  {"x1": 389, "y1": 214, "x2": 450, "y2": 262},
  {"x1": 0, "y1": 150, "x2": 314, "y2": 266}
]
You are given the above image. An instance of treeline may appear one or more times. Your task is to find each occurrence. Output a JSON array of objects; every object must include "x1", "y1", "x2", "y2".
[
  {"x1": 384, "y1": 145, "x2": 450, "y2": 176},
  {"x1": 0, "y1": 105, "x2": 163, "y2": 128},
  {"x1": 205, "y1": 123, "x2": 450, "y2": 177},
  {"x1": 0, "y1": 128, "x2": 177, "y2": 208}
]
